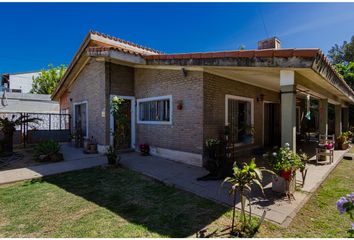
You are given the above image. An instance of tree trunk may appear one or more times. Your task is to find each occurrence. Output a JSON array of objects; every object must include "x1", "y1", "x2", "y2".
[{"x1": 3, "y1": 132, "x2": 14, "y2": 153}]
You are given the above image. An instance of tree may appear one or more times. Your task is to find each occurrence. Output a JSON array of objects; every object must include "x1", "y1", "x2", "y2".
[
  {"x1": 30, "y1": 64, "x2": 66, "y2": 94},
  {"x1": 328, "y1": 36, "x2": 354, "y2": 65},
  {"x1": 222, "y1": 159, "x2": 273, "y2": 237},
  {"x1": 0, "y1": 115, "x2": 40, "y2": 153},
  {"x1": 335, "y1": 62, "x2": 354, "y2": 89}
]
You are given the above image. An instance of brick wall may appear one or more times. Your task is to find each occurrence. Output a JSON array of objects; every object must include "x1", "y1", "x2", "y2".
[
  {"x1": 203, "y1": 72, "x2": 280, "y2": 148},
  {"x1": 134, "y1": 68, "x2": 204, "y2": 154},
  {"x1": 108, "y1": 63, "x2": 135, "y2": 96},
  {"x1": 68, "y1": 59, "x2": 107, "y2": 145}
]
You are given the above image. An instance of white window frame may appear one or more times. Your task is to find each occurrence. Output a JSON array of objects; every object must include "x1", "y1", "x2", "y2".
[
  {"x1": 109, "y1": 95, "x2": 136, "y2": 149},
  {"x1": 137, "y1": 95, "x2": 172, "y2": 125},
  {"x1": 73, "y1": 100, "x2": 89, "y2": 139},
  {"x1": 225, "y1": 94, "x2": 254, "y2": 146}
]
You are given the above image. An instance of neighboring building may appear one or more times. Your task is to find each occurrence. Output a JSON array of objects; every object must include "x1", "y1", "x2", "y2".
[
  {"x1": 0, "y1": 72, "x2": 59, "y2": 113},
  {"x1": 52, "y1": 31, "x2": 354, "y2": 167},
  {"x1": 0, "y1": 92, "x2": 59, "y2": 113},
  {"x1": 1, "y1": 71, "x2": 39, "y2": 93}
]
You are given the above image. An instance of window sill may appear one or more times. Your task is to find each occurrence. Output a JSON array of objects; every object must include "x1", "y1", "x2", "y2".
[{"x1": 137, "y1": 121, "x2": 172, "y2": 125}]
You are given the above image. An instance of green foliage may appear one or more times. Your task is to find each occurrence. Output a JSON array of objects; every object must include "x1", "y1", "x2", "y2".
[
  {"x1": 110, "y1": 96, "x2": 130, "y2": 150},
  {"x1": 205, "y1": 138, "x2": 220, "y2": 149},
  {"x1": 222, "y1": 159, "x2": 273, "y2": 236},
  {"x1": 31, "y1": 64, "x2": 66, "y2": 94},
  {"x1": 328, "y1": 36, "x2": 354, "y2": 65},
  {"x1": 267, "y1": 143, "x2": 303, "y2": 172},
  {"x1": 0, "y1": 115, "x2": 41, "y2": 153},
  {"x1": 34, "y1": 140, "x2": 60, "y2": 159},
  {"x1": 335, "y1": 62, "x2": 354, "y2": 89},
  {"x1": 105, "y1": 145, "x2": 118, "y2": 165}
]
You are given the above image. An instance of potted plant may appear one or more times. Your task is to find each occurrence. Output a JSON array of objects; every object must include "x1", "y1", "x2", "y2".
[
  {"x1": 105, "y1": 145, "x2": 118, "y2": 165},
  {"x1": 139, "y1": 144, "x2": 150, "y2": 156},
  {"x1": 0, "y1": 115, "x2": 40, "y2": 154},
  {"x1": 337, "y1": 132, "x2": 351, "y2": 150},
  {"x1": 69, "y1": 133, "x2": 76, "y2": 147},
  {"x1": 84, "y1": 136, "x2": 97, "y2": 154},
  {"x1": 267, "y1": 143, "x2": 304, "y2": 194},
  {"x1": 240, "y1": 124, "x2": 255, "y2": 144},
  {"x1": 34, "y1": 140, "x2": 63, "y2": 162}
]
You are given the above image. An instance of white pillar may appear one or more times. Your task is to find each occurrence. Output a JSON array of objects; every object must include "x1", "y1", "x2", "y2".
[
  {"x1": 319, "y1": 99, "x2": 328, "y2": 136},
  {"x1": 335, "y1": 104, "x2": 342, "y2": 137},
  {"x1": 280, "y1": 70, "x2": 297, "y2": 152}
]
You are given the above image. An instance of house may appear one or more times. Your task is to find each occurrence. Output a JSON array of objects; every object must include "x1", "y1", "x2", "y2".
[
  {"x1": 0, "y1": 73, "x2": 59, "y2": 113},
  {"x1": 52, "y1": 31, "x2": 354, "y2": 167},
  {"x1": 1, "y1": 71, "x2": 40, "y2": 93}
]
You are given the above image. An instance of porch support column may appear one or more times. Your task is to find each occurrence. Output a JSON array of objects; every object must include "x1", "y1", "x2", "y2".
[
  {"x1": 335, "y1": 104, "x2": 342, "y2": 137},
  {"x1": 319, "y1": 99, "x2": 328, "y2": 135},
  {"x1": 342, "y1": 107, "x2": 349, "y2": 132},
  {"x1": 280, "y1": 70, "x2": 297, "y2": 152}
]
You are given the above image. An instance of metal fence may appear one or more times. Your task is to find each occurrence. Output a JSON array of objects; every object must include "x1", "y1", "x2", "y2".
[{"x1": 0, "y1": 112, "x2": 71, "y2": 146}]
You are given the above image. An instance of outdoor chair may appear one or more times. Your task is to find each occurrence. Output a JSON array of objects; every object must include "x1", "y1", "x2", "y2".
[{"x1": 316, "y1": 134, "x2": 335, "y2": 165}]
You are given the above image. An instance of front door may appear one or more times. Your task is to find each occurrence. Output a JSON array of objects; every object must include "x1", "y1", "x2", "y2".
[
  {"x1": 113, "y1": 99, "x2": 132, "y2": 150},
  {"x1": 264, "y1": 103, "x2": 281, "y2": 148}
]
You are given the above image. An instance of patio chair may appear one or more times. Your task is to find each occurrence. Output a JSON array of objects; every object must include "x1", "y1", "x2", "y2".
[
  {"x1": 315, "y1": 148, "x2": 334, "y2": 165},
  {"x1": 316, "y1": 134, "x2": 335, "y2": 165}
]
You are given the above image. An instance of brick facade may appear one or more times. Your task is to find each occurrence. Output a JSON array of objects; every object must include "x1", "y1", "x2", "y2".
[
  {"x1": 134, "y1": 68, "x2": 204, "y2": 154},
  {"x1": 66, "y1": 61, "x2": 281, "y2": 165},
  {"x1": 203, "y1": 72, "x2": 280, "y2": 149},
  {"x1": 68, "y1": 59, "x2": 107, "y2": 145}
]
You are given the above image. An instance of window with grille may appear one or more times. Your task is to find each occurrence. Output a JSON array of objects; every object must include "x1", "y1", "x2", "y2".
[{"x1": 137, "y1": 96, "x2": 172, "y2": 124}]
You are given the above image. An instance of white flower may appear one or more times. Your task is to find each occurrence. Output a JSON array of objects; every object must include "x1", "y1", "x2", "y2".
[
  {"x1": 284, "y1": 143, "x2": 290, "y2": 147},
  {"x1": 112, "y1": 96, "x2": 119, "y2": 102},
  {"x1": 272, "y1": 152, "x2": 277, "y2": 157}
]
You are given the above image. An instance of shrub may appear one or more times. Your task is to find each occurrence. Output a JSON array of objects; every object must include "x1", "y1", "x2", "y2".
[{"x1": 34, "y1": 140, "x2": 60, "y2": 159}]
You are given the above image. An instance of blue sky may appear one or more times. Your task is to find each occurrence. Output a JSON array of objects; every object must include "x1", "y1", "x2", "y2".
[{"x1": 1, "y1": 2, "x2": 354, "y2": 73}]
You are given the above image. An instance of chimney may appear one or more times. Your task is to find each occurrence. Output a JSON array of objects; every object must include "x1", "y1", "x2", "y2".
[{"x1": 258, "y1": 37, "x2": 281, "y2": 50}]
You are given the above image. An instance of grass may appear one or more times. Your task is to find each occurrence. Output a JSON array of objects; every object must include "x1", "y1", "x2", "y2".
[
  {"x1": 0, "y1": 166, "x2": 233, "y2": 238},
  {"x1": 258, "y1": 157, "x2": 354, "y2": 237},
  {"x1": 0, "y1": 154, "x2": 353, "y2": 237}
]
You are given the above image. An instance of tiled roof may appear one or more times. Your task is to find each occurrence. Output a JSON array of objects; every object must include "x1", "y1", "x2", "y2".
[
  {"x1": 89, "y1": 31, "x2": 163, "y2": 55},
  {"x1": 144, "y1": 48, "x2": 319, "y2": 60},
  {"x1": 87, "y1": 46, "x2": 144, "y2": 56}
]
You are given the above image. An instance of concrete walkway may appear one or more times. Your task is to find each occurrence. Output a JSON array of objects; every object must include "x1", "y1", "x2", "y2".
[
  {"x1": 119, "y1": 149, "x2": 348, "y2": 226},
  {"x1": 0, "y1": 144, "x2": 106, "y2": 185}
]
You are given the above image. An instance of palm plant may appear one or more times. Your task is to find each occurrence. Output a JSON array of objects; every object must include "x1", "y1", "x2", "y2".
[
  {"x1": 0, "y1": 114, "x2": 40, "y2": 153},
  {"x1": 222, "y1": 158, "x2": 273, "y2": 236}
]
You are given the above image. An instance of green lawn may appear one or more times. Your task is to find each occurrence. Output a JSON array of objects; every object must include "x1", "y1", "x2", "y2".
[
  {"x1": 0, "y1": 156, "x2": 353, "y2": 237},
  {"x1": 258, "y1": 157, "x2": 354, "y2": 237},
  {"x1": 0, "y1": 166, "x2": 232, "y2": 238}
]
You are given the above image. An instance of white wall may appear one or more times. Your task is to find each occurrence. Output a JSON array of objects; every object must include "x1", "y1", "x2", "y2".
[{"x1": 9, "y1": 72, "x2": 40, "y2": 93}]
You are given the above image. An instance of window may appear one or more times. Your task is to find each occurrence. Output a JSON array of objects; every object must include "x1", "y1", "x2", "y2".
[
  {"x1": 74, "y1": 101, "x2": 88, "y2": 138},
  {"x1": 225, "y1": 95, "x2": 254, "y2": 144},
  {"x1": 137, "y1": 95, "x2": 172, "y2": 124}
]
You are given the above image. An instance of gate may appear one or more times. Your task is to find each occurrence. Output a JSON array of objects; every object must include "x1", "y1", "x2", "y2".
[{"x1": 0, "y1": 112, "x2": 71, "y2": 147}]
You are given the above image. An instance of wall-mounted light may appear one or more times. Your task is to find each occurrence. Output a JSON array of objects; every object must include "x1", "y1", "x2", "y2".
[
  {"x1": 257, "y1": 94, "x2": 264, "y2": 102},
  {"x1": 177, "y1": 100, "x2": 183, "y2": 110},
  {"x1": 70, "y1": 98, "x2": 73, "y2": 102}
]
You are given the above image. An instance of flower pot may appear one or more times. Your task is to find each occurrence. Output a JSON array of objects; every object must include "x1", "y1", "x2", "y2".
[
  {"x1": 280, "y1": 170, "x2": 292, "y2": 180},
  {"x1": 242, "y1": 134, "x2": 254, "y2": 144},
  {"x1": 272, "y1": 173, "x2": 296, "y2": 194}
]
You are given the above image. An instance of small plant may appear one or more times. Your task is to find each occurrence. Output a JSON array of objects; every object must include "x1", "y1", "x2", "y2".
[
  {"x1": 105, "y1": 145, "x2": 118, "y2": 165},
  {"x1": 34, "y1": 140, "x2": 62, "y2": 162},
  {"x1": 139, "y1": 144, "x2": 150, "y2": 156},
  {"x1": 0, "y1": 115, "x2": 40, "y2": 153},
  {"x1": 267, "y1": 143, "x2": 304, "y2": 177},
  {"x1": 239, "y1": 123, "x2": 255, "y2": 144},
  {"x1": 205, "y1": 138, "x2": 220, "y2": 158},
  {"x1": 336, "y1": 192, "x2": 354, "y2": 237},
  {"x1": 222, "y1": 159, "x2": 273, "y2": 237},
  {"x1": 337, "y1": 131, "x2": 352, "y2": 150}
]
